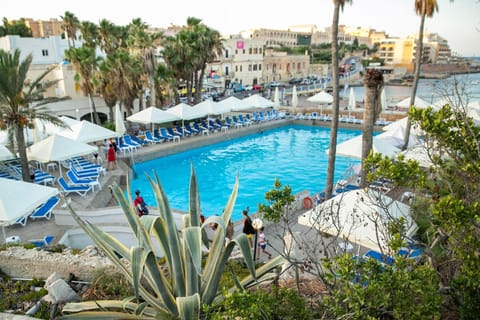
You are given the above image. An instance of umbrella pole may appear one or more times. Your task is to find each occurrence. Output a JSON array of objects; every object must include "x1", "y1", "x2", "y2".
[{"x1": 2, "y1": 226, "x2": 6, "y2": 245}]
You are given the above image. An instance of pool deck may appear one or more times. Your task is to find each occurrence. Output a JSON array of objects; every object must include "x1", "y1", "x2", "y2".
[{"x1": 3, "y1": 116, "x2": 387, "y2": 262}]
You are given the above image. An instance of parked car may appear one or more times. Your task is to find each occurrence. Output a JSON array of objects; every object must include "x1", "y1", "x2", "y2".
[
  {"x1": 252, "y1": 84, "x2": 262, "y2": 91},
  {"x1": 244, "y1": 85, "x2": 253, "y2": 91}
]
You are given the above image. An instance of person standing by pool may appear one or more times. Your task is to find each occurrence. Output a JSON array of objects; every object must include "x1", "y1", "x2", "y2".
[
  {"x1": 134, "y1": 190, "x2": 149, "y2": 217},
  {"x1": 242, "y1": 208, "x2": 255, "y2": 247},
  {"x1": 106, "y1": 143, "x2": 116, "y2": 171}
]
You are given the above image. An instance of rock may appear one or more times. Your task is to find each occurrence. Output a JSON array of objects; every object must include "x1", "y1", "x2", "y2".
[
  {"x1": 44, "y1": 279, "x2": 79, "y2": 304},
  {"x1": 44, "y1": 272, "x2": 62, "y2": 288}
]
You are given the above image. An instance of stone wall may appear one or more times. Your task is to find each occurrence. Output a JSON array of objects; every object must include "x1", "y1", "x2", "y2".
[{"x1": 0, "y1": 246, "x2": 117, "y2": 282}]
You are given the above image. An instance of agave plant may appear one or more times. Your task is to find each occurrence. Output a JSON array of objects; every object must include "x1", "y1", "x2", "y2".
[{"x1": 62, "y1": 165, "x2": 285, "y2": 319}]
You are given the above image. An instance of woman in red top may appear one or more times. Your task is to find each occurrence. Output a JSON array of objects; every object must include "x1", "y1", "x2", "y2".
[{"x1": 106, "y1": 143, "x2": 116, "y2": 170}]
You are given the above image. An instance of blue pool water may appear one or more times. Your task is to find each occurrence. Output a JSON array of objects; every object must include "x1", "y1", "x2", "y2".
[{"x1": 130, "y1": 125, "x2": 361, "y2": 222}]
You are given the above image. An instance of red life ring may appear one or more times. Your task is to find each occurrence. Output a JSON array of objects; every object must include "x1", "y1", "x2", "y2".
[{"x1": 303, "y1": 196, "x2": 313, "y2": 209}]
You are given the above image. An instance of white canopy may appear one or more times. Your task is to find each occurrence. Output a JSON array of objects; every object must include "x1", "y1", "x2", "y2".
[
  {"x1": 307, "y1": 91, "x2": 334, "y2": 104},
  {"x1": 57, "y1": 120, "x2": 119, "y2": 143},
  {"x1": 347, "y1": 87, "x2": 356, "y2": 112},
  {"x1": 194, "y1": 99, "x2": 230, "y2": 115},
  {"x1": 127, "y1": 106, "x2": 181, "y2": 125},
  {"x1": 396, "y1": 96, "x2": 431, "y2": 109},
  {"x1": 273, "y1": 86, "x2": 281, "y2": 109},
  {"x1": 298, "y1": 189, "x2": 417, "y2": 251},
  {"x1": 380, "y1": 88, "x2": 387, "y2": 110},
  {"x1": 216, "y1": 96, "x2": 243, "y2": 112},
  {"x1": 397, "y1": 144, "x2": 435, "y2": 168},
  {"x1": 166, "y1": 102, "x2": 207, "y2": 120},
  {"x1": 27, "y1": 134, "x2": 97, "y2": 163},
  {"x1": 329, "y1": 134, "x2": 400, "y2": 159},
  {"x1": 237, "y1": 94, "x2": 274, "y2": 110},
  {"x1": 291, "y1": 86, "x2": 298, "y2": 114},
  {"x1": 44, "y1": 116, "x2": 81, "y2": 136},
  {"x1": 0, "y1": 145, "x2": 14, "y2": 161},
  {"x1": 0, "y1": 178, "x2": 58, "y2": 227},
  {"x1": 382, "y1": 116, "x2": 424, "y2": 138},
  {"x1": 115, "y1": 104, "x2": 126, "y2": 136}
]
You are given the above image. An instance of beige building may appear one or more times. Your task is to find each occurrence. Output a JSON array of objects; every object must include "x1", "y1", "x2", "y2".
[
  {"x1": 11, "y1": 18, "x2": 64, "y2": 38},
  {"x1": 262, "y1": 48, "x2": 310, "y2": 83}
]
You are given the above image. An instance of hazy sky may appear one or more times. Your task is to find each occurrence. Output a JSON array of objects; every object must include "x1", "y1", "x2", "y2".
[{"x1": 3, "y1": 0, "x2": 480, "y2": 56}]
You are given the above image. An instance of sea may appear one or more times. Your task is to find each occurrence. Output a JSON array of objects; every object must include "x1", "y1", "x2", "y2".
[{"x1": 348, "y1": 72, "x2": 480, "y2": 107}]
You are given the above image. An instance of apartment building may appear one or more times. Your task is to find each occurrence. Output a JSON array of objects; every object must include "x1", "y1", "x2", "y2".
[{"x1": 22, "y1": 18, "x2": 64, "y2": 38}]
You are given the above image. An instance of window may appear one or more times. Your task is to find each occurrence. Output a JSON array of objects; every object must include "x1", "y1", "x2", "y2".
[
  {"x1": 253, "y1": 64, "x2": 257, "y2": 71},
  {"x1": 240, "y1": 65, "x2": 243, "y2": 72},
  {"x1": 235, "y1": 49, "x2": 238, "y2": 54},
  {"x1": 235, "y1": 65, "x2": 238, "y2": 72},
  {"x1": 243, "y1": 49, "x2": 245, "y2": 54},
  {"x1": 225, "y1": 66, "x2": 229, "y2": 76},
  {"x1": 248, "y1": 64, "x2": 252, "y2": 71},
  {"x1": 249, "y1": 48, "x2": 252, "y2": 54},
  {"x1": 259, "y1": 64, "x2": 262, "y2": 71},
  {"x1": 41, "y1": 49, "x2": 49, "y2": 56},
  {"x1": 225, "y1": 50, "x2": 229, "y2": 58}
]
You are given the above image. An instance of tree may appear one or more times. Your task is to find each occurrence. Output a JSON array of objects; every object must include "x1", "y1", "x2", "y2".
[
  {"x1": 60, "y1": 11, "x2": 79, "y2": 49},
  {"x1": 0, "y1": 49, "x2": 64, "y2": 181},
  {"x1": 325, "y1": 0, "x2": 352, "y2": 199},
  {"x1": 126, "y1": 18, "x2": 163, "y2": 109},
  {"x1": 62, "y1": 167, "x2": 284, "y2": 319},
  {"x1": 360, "y1": 69, "x2": 384, "y2": 187},
  {"x1": 0, "y1": 18, "x2": 32, "y2": 37},
  {"x1": 402, "y1": 0, "x2": 452, "y2": 150},
  {"x1": 65, "y1": 46, "x2": 101, "y2": 124}
]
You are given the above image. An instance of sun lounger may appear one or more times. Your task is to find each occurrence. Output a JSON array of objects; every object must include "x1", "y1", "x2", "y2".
[
  {"x1": 363, "y1": 250, "x2": 395, "y2": 266},
  {"x1": 29, "y1": 235, "x2": 55, "y2": 247},
  {"x1": 144, "y1": 131, "x2": 161, "y2": 144},
  {"x1": 67, "y1": 170, "x2": 102, "y2": 191},
  {"x1": 58, "y1": 177, "x2": 92, "y2": 197},
  {"x1": 14, "y1": 215, "x2": 29, "y2": 227},
  {"x1": 30, "y1": 196, "x2": 60, "y2": 221}
]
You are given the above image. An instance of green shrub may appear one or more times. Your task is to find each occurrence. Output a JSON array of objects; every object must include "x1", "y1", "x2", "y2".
[{"x1": 204, "y1": 287, "x2": 312, "y2": 320}]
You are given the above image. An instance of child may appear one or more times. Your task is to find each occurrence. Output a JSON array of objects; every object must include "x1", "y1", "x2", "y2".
[
  {"x1": 133, "y1": 190, "x2": 149, "y2": 217},
  {"x1": 256, "y1": 226, "x2": 272, "y2": 260}
]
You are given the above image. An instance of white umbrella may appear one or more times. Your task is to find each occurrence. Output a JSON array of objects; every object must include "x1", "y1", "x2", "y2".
[
  {"x1": 57, "y1": 120, "x2": 119, "y2": 143},
  {"x1": 396, "y1": 96, "x2": 431, "y2": 109},
  {"x1": 216, "y1": 96, "x2": 243, "y2": 112},
  {"x1": 380, "y1": 88, "x2": 387, "y2": 111},
  {"x1": 44, "y1": 116, "x2": 81, "y2": 136},
  {"x1": 273, "y1": 86, "x2": 280, "y2": 110},
  {"x1": 298, "y1": 188, "x2": 417, "y2": 251},
  {"x1": 347, "y1": 87, "x2": 356, "y2": 117},
  {"x1": 167, "y1": 102, "x2": 206, "y2": 120},
  {"x1": 237, "y1": 94, "x2": 274, "y2": 111},
  {"x1": 328, "y1": 134, "x2": 400, "y2": 159},
  {"x1": 307, "y1": 91, "x2": 333, "y2": 115},
  {"x1": 27, "y1": 134, "x2": 97, "y2": 176},
  {"x1": 0, "y1": 145, "x2": 14, "y2": 161},
  {"x1": 0, "y1": 178, "x2": 58, "y2": 242},
  {"x1": 115, "y1": 104, "x2": 126, "y2": 136},
  {"x1": 126, "y1": 106, "x2": 181, "y2": 125},
  {"x1": 195, "y1": 99, "x2": 231, "y2": 116},
  {"x1": 291, "y1": 86, "x2": 298, "y2": 114},
  {"x1": 397, "y1": 144, "x2": 436, "y2": 168}
]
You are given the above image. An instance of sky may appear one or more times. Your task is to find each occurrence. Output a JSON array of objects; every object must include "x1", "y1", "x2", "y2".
[{"x1": 3, "y1": 0, "x2": 480, "y2": 56}]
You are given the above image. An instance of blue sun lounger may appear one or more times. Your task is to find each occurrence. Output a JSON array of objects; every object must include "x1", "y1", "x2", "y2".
[
  {"x1": 30, "y1": 196, "x2": 60, "y2": 221},
  {"x1": 29, "y1": 235, "x2": 55, "y2": 247},
  {"x1": 58, "y1": 177, "x2": 92, "y2": 197}
]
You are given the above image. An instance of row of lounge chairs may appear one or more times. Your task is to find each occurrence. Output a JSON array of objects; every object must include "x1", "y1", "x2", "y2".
[
  {"x1": 294, "y1": 112, "x2": 393, "y2": 126},
  {"x1": 0, "y1": 159, "x2": 55, "y2": 185},
  {"x1": 121, "y1": 110, "x2": 286, "y2": 147}
]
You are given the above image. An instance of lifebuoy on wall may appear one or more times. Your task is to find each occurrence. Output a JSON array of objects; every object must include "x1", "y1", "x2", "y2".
[{"x1": 303, "y1": 196, "x2": 313, "y2": 209}]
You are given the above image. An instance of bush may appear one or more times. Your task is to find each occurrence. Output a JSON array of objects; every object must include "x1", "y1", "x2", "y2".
[{"x1": 204, "y1": 286, "x2": 312, "y2": 319}]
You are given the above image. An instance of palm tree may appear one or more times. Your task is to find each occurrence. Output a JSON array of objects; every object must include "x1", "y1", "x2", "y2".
[
  {"x1": 60, "y1": 11, "x2": 79, "y2": 49},
  {"x1": 0, "y1": 49, "x2": 64, "y2": 181},
  {"x1": 325, "y1": 0, "x2": 352, "y2": 199},
  {"x1": 126, "y1": 18, "x2": 164, "y2": 109},
  {"x1": 79, "y1": 20, "x2": 99, "y2": 49},
  {"x1": 403, "y1": 0, "x2": 445, "y2": 150},
  {"x1": 65, "y1": 46, "x2": 101, "y2": 124},
  {"x1": 360, "y1": 69, "x2": 384, "y2": 187}
]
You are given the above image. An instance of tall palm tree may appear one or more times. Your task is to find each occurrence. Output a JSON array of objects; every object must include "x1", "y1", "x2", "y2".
[
  {"x1": 126, "y1": 18, "x2": 163, "y2": 108},
  {"x1": 0, "y1": 49, "x2": 64, "y2": 181},
  {"x1": 325, "y1": 0, "x2": 352, "y2": 199},
  {"x1": 60, "y1": 11, "x2": 79, "y2": 49},
  {"x1": 79, "y1": 21, "x2": 99, "y2": 49},
  {"x1": 65, "y1": 46, "x2": 101, "y2": 124},
  {"x1": 360, "y1": 69, "x2": 384, "y2": 187},
  {"x1": 403, "y1": 0, "x2": 443, "y2": 150}
]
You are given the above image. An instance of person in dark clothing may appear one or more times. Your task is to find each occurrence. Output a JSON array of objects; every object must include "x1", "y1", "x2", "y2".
[{"x1": 242, "y1": 208, "x2": 255, "y2": 247}]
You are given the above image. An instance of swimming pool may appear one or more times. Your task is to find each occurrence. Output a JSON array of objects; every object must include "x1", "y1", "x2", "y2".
[{"x1": 130, "y1": 125, "x2": 361, "y2": 222}]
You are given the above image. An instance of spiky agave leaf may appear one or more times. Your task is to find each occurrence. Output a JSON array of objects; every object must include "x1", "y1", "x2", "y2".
[
  {"x1": 177, "y1": 293, "x2": 201, "y2": 320},
  {"x1": 147, "y1": 172, "x2": 186, "y2": 297},
  {"x1": 62, "y1": 300, "x2": 156, "y2": 319},
  {"x1": 189, "y1": 163, "x2": 201, "y2": 227}
]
